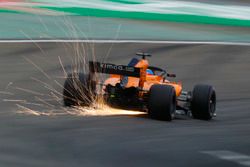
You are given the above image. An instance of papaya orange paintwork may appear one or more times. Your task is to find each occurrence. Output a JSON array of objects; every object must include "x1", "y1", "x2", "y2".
[{"x1": 104, "y1": 59, "x2": 182, "y2": 97}]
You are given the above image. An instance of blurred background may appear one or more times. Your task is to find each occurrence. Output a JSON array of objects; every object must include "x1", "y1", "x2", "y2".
[{"x1": 1, "y1": 0, "x2": 250, "y2": 41}]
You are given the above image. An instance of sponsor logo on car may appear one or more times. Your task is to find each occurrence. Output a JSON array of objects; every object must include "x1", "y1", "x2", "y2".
[{"x1": 100, "y1": 63, "x2": 135, "y2": 72}]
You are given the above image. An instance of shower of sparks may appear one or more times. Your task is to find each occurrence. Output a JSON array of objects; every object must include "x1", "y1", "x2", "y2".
[
  {"x1": 1, "y1": 16, "x2": 146, "y2": 118},
  {"x1": 0, "y1": 91, "x2": 14, "y2": 95},
  {"x1": 81, "y1": 105, "x2": 145, "y2": 116},
  {"x1": 16, "y1": 103, "x2": 145, "y2": 117}
]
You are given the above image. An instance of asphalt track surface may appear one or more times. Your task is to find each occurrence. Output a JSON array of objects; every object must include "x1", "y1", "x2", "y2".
[{"x1": 0, "y1": 42, "x2": 250, "y2": 167}]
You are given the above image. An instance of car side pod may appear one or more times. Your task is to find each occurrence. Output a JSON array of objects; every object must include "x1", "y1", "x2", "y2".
[{"x1": 191, "y1": 84, "x2": 216, "y2": 120}]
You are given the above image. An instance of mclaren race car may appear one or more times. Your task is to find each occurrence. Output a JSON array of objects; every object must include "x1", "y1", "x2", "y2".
[{"x1": 63, "y1": 52, "x2": 216, "y2": 121}]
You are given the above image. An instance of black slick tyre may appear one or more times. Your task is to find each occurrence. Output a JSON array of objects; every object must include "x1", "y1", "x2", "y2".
[
  {"x1": 191, "y1": 84, "x2": 216, "y2": 120},
  {"x1": 63, "y1": 73, "x2": 96, "y2": 107},
  {"x1": 148, "y1": 85, "x2": 176, "y2": 121}
]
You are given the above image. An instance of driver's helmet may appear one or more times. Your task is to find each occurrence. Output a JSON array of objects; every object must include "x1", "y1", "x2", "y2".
[{"x1": 146, "y1": 69, "x2": 154, "y2": 75}]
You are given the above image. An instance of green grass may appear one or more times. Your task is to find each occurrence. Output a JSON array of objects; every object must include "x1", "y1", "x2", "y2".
[
  {"x1": 40, "y1": 7, "x2": 250, "y2": 27},
  {"x1": 0, "y1": 9, "x2": 22, "y2": 14}
]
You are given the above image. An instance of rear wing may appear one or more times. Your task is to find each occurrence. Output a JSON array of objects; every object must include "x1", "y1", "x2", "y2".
[{"x1": 89, "y1": 61, "x2": 140, "y2": 77}]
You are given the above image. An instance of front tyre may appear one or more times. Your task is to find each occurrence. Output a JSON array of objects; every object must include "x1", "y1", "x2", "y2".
[
  {"x1": 148, "y1": 85, "x2": 176, "y2": 121},
  {"x1": 191, "y1": 84, "x2": 216, "y2": 120}
]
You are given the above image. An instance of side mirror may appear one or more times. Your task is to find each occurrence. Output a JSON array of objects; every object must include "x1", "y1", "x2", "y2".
[{"x1": 167, "y1": 73, "x2": 176, "y2": 78}]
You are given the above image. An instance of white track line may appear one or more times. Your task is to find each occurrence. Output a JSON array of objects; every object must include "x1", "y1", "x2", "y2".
[
  {"x1": 202, "y1": 150, "x2": 250, "y2": 166},
  {"x1": 0, "y1": 39, "x2": 250, "y2": 46}
]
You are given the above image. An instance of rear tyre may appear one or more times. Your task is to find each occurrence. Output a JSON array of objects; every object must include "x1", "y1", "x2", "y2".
[
  {"x1": 191, "y1": 84, "x2": 216, "y2": 120},
  {"x1": 148, "y1": 85, "x2": 176, "y2": 121},
  {"x1": 63, "y1": 73, "x2": 96, "y2": 107}
]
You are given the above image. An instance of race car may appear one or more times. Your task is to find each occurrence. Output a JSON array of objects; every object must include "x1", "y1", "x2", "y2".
[{"x1": 63, "y1": 52, "x2": 216, "y2": 121}]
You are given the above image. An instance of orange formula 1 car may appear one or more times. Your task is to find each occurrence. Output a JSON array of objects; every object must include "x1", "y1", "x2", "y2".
[{"x1": 63, "y1": 53, "x2": 216, "y2": 121}]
